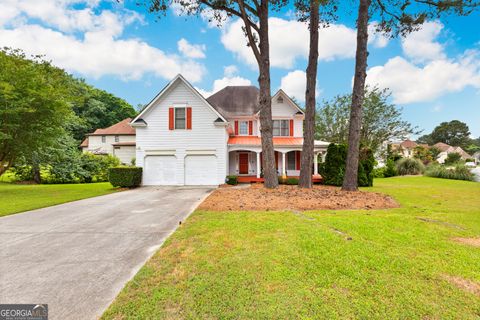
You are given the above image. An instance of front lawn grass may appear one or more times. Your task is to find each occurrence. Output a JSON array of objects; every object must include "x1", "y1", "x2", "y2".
[
  {"x1": 0, "y1": 182, "x2": 119, "y2": 217},
  {"x1": 102, "y1": 176, "x2": 480, "y2": 319}
]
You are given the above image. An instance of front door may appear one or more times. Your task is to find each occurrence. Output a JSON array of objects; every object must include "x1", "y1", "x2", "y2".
[{"x1": 239, "y1": 153, "x2": 249, "y2": 174}]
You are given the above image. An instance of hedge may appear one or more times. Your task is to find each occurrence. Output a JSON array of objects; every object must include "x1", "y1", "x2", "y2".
[
  {"x1": 108, "y1": 166, "x2": 142, "y2": 188},
  {"x1": 320, "y1": 143, "x2": 374, "y2": 187},
  {"x1": 425, "y1": 164, "x2": 474, "y2": 181}
]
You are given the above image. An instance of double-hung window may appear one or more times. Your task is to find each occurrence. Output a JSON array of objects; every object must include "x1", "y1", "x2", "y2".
[
  {"x1": 273, "y1": 120, "x2": 290, "y2": 136},
  {"x1": 114, "y1": 135, "x2": 119, "y2": 142},
  {"x1": 175, "y1": 108, "x2": 186, "y2": 129},
  {"x1": 101, "y1": 136, "x2": 106, "y2": 143},
  {"x1": 239, "y1": 121, "x2": 249, "y2": 135}
]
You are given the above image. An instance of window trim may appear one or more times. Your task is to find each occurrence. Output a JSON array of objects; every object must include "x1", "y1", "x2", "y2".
[
  {"x1": 273, "y1": 119, "x2": 290, "y2": 137},
  {"x1": 238, "y1": 121, "x2": 249, "y2": 136},
  {"x1": 174, "y1": 107, "x2": 187, "y2": 130}
]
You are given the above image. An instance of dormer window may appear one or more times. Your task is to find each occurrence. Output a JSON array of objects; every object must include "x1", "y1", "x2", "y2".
[
  {"x1": 277, "y1": 96, "x2": 284, "y2": 103},
  {"x1": 273, "y1": 120, "x2": 290, "y2": 136},
  {"x1": 239, "y1": 121, "x2": 248, "y2": 135}
]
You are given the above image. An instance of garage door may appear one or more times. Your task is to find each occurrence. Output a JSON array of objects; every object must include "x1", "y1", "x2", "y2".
[
  {"x1": 185, "y1": 155, "x2": 218, "y2": 185},
  {"x1": 143, "y1": 155, "x2": 177, "y2": 185}
]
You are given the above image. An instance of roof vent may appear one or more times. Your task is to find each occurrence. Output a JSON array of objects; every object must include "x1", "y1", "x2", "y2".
[{"x1": 277, "y1": 96, "x2": 284, "y2": 103}]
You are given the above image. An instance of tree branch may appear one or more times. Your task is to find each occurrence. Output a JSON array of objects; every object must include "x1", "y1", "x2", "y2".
[{"x1": 237, "y1": 0, "x2": 262, "y2": 63}]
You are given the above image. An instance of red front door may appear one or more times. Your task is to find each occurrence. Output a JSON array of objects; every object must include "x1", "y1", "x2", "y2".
[{"x1": 239, "y1": 153, "x2": 249, "y2": 174}]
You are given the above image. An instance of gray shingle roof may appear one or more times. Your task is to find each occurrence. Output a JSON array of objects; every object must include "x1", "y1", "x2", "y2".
[{"x1": 207, "y1": 86, "x2": 260, "y2": 118}]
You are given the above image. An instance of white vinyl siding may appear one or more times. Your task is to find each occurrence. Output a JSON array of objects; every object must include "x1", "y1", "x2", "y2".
[
  {"x1": 85, "y1": 135, "x2": 135, "y2": 156},
  {"x1": 135, "y1": 78, "x2": 227, "y2": 185},
  {"x1": 112, "y1": 146, "x2": 136, "y2": 165}
]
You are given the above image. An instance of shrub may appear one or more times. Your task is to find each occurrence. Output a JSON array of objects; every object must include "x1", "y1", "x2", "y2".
[
  {"x1": 383, "y1": 158, "x2": 398, "y2": 177},
  {"x1": 285, "y1": 177, "x2": 299, "y2": 185},
  {"x1": 108, "y1": 166, "x2": 142, "y2": 188},
  {"x1": 320, "y1": 143, "x2": 374, "y2": 187},
  {"x1": 395, "y1": 158, "x2": 425, "y2": 175},
  {"x1": 444, "y1": 152, "x2": 462, "y2": 165},
  {"x1": 372, "y1": 167, "x2": 385, "y2": 178},
  {"x1": 321, "y1": 144, "x2": 348, "y2": 186},
  {"x1": 425, "y1": 164, "x2": 474, "y2": 181},
  {"x1": 226, "y1": 175, "x2": 238, "y2": 185}
]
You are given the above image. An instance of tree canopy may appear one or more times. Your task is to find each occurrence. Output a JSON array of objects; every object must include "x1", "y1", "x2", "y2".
[
  {"x1": 315, "y1": 87, "x2": 419, "y2": 152},
  {"x1": 417, "y1": 120, "x2": 471, "y2": 148},
  {"x1": 0, "y1": 48, "x2": 136, "y2": 178}
]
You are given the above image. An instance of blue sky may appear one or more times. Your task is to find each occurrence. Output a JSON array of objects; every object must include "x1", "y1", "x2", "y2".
[{"x1": 0, "y1": 0, "x2": 479, "y2": 138}]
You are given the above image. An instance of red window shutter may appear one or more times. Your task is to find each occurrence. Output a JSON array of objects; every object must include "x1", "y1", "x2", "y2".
[
  {"x1": 248, "y1": 121, "x2": 253, "y2": 135},
  {"x1": 186, "y1": 107, "x2": 192, "y2": 130},
  {"x1": 296, "y1": 151, "x2": 301, "y2": 170},
  {"x1": 234, "y1": 121, "x2": 239, "y2": 135},
  {"x1": 168, "y1": 108, "x2": 174, "y2": 130},
  {"x1": 275, "y1": 151, "x2": 279, "y2": 170},
  {"x1": 290, "y1": 119, "x2": 294, "y2": 136}
]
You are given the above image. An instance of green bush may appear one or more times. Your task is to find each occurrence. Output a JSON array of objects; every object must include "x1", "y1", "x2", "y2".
[
  {"x1": 108, "y1": 166, "x2": 142, "y2": 188},
  {"x1": 384, "y1": 158, "x2": 398, "y2": 177},
  {"x1": 285, "y1": 177, "x2": 299, "y2": 185},
  {"x1": 372, "y1": 167, "x2": 385, "y2": 178},
  {"x1": 226, "y1": 175, "x2": 238, "y2": 185},
  {"x1": 395, "y1": 158, "x2": 425, "y2": 175},
  {"x1": 320, "y1": 143, "x2": 374, "y2": 187},
  {"x1": 425, "y1": 164, "x2": 474, "y2": 181},
  {"x1": 444, "y1": 152, "x2": 462, "y2": 165}
]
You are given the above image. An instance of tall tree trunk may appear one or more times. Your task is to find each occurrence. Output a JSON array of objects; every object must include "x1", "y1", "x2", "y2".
[
  {"x1": 342, "y1": 0, "x2": 371, "y2": 191},
  {"x1": 33, "y1": 164, "x2": 41, "y2": 184},
  {"x1": 257, "y1": 0, "x2": 278, "y2": 188},
  {"x1": 299, "y1": 0, "x2": 319, "y2": 189}
]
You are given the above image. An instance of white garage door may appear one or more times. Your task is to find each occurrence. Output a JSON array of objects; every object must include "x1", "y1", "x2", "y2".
[
  {"x1": 185, "y1": 155, "x2": 218, "y2": 185},
  {"x1": 143, "y1": 155, "x2": 177, "y2": 185}
]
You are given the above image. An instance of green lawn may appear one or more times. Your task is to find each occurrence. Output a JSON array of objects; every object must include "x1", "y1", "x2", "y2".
[
  {"x1": 0, "y1": 182, "x2": 119, "y2": 217},
  {"x1": 102, "y1": 177, "x2": 480, "y2": 319}
]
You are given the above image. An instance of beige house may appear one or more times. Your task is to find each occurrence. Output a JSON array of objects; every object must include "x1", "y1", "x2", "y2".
[
  {"x1": 433, "y1": 142, "x2": 471, "y2": 164},
  {"x1": 80, "y1": 118, "x2": 136, "y2": 164}
]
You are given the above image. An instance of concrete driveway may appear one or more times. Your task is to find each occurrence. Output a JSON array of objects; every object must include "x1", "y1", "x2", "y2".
[{"x1": 0, "y1": 186, "x2": 213, "y2": 320}]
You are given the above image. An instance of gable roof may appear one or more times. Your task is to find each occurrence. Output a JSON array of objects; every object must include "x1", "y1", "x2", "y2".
[
  {"x1": 80, "y1": 137, "x2": 88, "y2": 147},
  {"x1": 400, "y1": 139, "x2": 417, "y2": 149},
  {"x1": 207, "y1": 86, "x2": 260, "y2": 118},
  {"x1": 131, "y1": 74, "x2": 227, "y2": 126},
  {"x1": 433, "y1": 142, "x2": 451, "y2": 152},
  {"x1": 270, "y1": 89, "x2": 305, "y2": 115},
  {"x1": 89, "y1": 118, "x2": 135, "y2": 135}
]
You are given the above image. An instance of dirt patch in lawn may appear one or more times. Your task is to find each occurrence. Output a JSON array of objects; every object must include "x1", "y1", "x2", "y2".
[
  {"x1": 443, "y1": 275, "x2": 480, "y2": 297},
  {"x1": 452, "y1": 237, "x2": 480, "y2": 247},
  {"x1": 199, "y1": 184, "x2": 399, "y2": 211}
]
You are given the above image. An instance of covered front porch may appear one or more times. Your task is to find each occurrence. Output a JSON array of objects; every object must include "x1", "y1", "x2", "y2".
[{"x1": 228, "y1": 146, "x2": 327, "y2": 183}]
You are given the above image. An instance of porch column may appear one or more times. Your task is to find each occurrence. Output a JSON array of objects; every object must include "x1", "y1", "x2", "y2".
[
  {"x1": 314, "y1": 152, "x2": 319, "y2": 175},
  {"x1": 321, "y1": 152, "x2": 326, "y2": 162},
  {"x1": 256, "y1": 152, "x2": 261, "y2": 178},
  {"x1": 281, "y1": 152, "x2": 286, "y2": 178}
]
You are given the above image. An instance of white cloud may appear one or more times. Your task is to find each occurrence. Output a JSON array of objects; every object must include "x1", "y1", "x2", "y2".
[
  {"x1": 177, "y1": 38, "x2": 206, "y2": 59},
  {"x1": 401, "y1": 21, "x2": 445, "y2": 63},
  {"x1": 366, "y1": 21, "x2": 480, "y2": 104},
  {"x1": 366, "y1": 51, "x2": 480, "y2": 104},
  {"x1": 223, "y1": 65, "x2": 238, "y2": 77},
  {"x1": 0, "y1": 1, "x2": 206, "y2": 82},
  {"x1": 280, "y1": 70, "x2": 321, "y2": 103},
  {"x1": 221, "y1": 18, "x2": 389, "y2": 69},
  {"x1": 196, "y1": 66, "x2": 251, "y2": 97}
]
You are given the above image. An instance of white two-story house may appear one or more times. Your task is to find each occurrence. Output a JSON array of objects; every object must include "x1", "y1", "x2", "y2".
[
  {"x1": 131, "y1": 74, "x2": 328, "y2": 186},
  {"x1": 80, "y1": 118, "x2": 136, "y2": 164}
]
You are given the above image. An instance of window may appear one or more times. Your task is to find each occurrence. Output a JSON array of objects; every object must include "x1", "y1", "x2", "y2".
[
  {"x1": 287, "y1": 152, "x2": 296, "y2": 170},
  {"x1": 273, "y1": 120, "x2": 290, "y2": 136},
  {"x1": 115, "y1": 135, "x2": 119, "y2": 142},
  {"x1": 277, "y1": 96, "x2": 284, "y2": 103},
  {"x1": 175, "y1": 108, "x2": 186, "y2": 129},
  {"x1": 239, "y1": 121, "x2": 248, "y2": 135},
  {"x1": 101, "y1": 136, "x2": 106, "y2": 143}
]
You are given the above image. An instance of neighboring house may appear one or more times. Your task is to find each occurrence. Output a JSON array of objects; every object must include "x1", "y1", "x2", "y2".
[
  {"x1": 390, "y1": 139, "x2": 418, "y2": 158},
  {"x1": 474, "y1": 151, "x2": 480, "y2": 165},
  {"x1": 433, "y1": 142, "x2": 471, "y2": 164},
  {"x1": 81, "y1": 118, "x2": 136, "y2": 164},
  {"x1": 131, "y1": 74, "x2": 329, "y2": 186}
]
